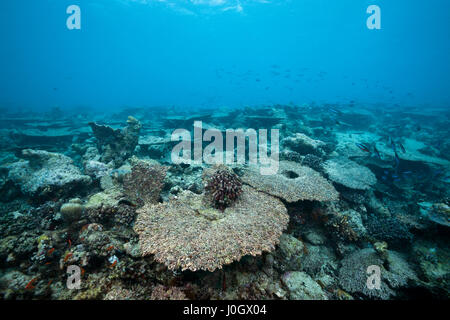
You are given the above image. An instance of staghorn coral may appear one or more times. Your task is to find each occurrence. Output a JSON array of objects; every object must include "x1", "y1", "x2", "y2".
[
  {"x1": 241, "y1": 160, "x2": 339, "y2": 203},
  {"x1": 123, "y1": 158, "x2": 167, "y2": 207},
  {"x1": 134, "y1": 185, "x2": 289, "y2": 272},
  {"x1": 204, "y1": 166, "x2": 243, "y2": 210}
]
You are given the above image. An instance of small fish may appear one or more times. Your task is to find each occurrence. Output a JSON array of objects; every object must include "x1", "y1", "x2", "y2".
[
  {"x1": 394, "y1": 151, "x2": 400, "y2": 168},
  {"x1": 80, "y1": 267, "x2": 85, "y2": 277},
  {"x1": 399, "y1": 143, "x2": 406, "y2": 153},
  {"x1": 63, "y1": 253, "x2": 73, "y2": 263},
  {"x1": 373, "y1": 145, "x2": 382, "y2": 160},
  {"x1": 45, "y1": 262, "x2": 52, "y2": 265},
  {"x1": 68, "y1": 239, "x2": 72, "y2": 249},
  {"x1": 390, "y1": 138, "x2": 397, "y2": 153},
  {"x1": 109, "y1": 260, "x2": 117, "y2": 268},
  {"x1": 47, "y1": 248, "x2": 55, "y2": 256},
  {"x1": 25, "y1": 278, "x2": 38, "y2": 290},
  {"x1": 106, "y1": 245, "x2": 114, "y2": 251},
  {"x1": 356, "y1": 143, "x2": 370, "y2": 153},
  {"x1": 329, "y1": 108, "x2": 342, "y2": 115}
]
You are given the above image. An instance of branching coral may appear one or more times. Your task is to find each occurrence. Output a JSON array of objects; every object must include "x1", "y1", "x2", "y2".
[{"x1": 204, "y1": 167, "x2": 243, "y2": 210}]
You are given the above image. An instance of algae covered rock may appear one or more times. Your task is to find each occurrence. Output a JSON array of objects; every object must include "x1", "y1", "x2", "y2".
[
  {"x1": 282, "y1": 133, "x2": 327, "y2": 156},
  {"x1": 282, "y1": 271, "x2": 328, "y2": 300},
  {"x1": 5, "y1": 149, "x2": 91, "y2": 197},
  {"x1": 274, "y1": 233, "x2": 305, "y2": 272},
  {"x1": 89, "y1": 116, "x2": 141, "y2": 167}
]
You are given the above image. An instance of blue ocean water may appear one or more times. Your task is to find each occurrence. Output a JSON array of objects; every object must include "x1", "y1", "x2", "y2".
[{"x1": 1, "y1": 0, "x2": 449, "y2": 112}]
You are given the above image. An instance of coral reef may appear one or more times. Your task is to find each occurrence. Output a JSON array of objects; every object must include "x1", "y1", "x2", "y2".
[
  {"x1": 60, "y1": 198, "x2": 85, "y2": 223},
  {"x1": 134, "y1": 185, "x2": 289, "y2": 272},
  {"x1": 150, "y1": 285, "x2": 187, "y2": 300},
  {"x1": 0, "y1": 104, "x2": 448, "y2": 301}
]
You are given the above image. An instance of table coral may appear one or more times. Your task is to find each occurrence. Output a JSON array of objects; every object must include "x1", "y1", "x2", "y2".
[
  {"x1": 323, "y1": 157, "x2": 376, "y2": 190},
  {"x1": 134, "y1": 185, "x2": 289, "y2": 272},
  {"x1": 241, "y1": 161, "x2": 339, "y2": 203}
]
